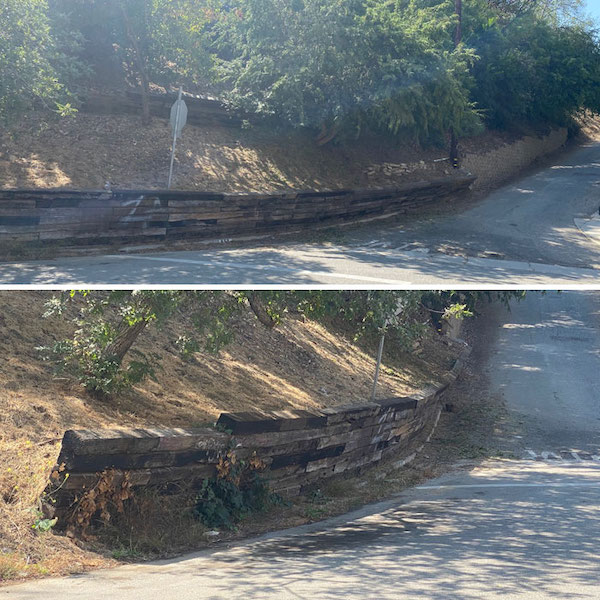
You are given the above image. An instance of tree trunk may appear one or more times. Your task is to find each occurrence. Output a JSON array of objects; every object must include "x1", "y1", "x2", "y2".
[
  {"x1": 449, "y1": 0, "x2": 462, "y2": 166},
  {"x1": 454, "y1": 0, "x2": 462, "y2": 46},
  {"x1": 315, "y1": 121, "x2": 341, "y2": 146},
  {"x1": 103, "y1": 319, "x2": 149, "y2": 365},
  {"x1": 247, "y1": 293, "x2": 277, "y2": 329},
  {"x1": 120, "y1": 5, "x2": 151, "y2": 126}
]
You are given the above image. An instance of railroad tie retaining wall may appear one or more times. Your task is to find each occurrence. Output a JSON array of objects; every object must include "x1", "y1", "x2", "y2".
[
  {"x1": 0, "y1": 175, "x2": 475, "y2": 245},
  {"x1": 47, "y1": 346, "x2": 470, "y2": 521}
]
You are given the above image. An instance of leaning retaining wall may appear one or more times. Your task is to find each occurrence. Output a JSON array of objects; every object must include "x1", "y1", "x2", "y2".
[
  {"x1": 47, "y1": 345, "x2": 470, "y2": 522},
  {"x1": 0, "y1": 175, "x2": 474, "y2": 245}
]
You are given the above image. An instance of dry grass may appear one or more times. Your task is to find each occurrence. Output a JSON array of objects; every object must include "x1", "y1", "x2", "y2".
[
  {"x1": 0, "y1": 438, "x2": 114, "y2": 582},
  {"x1": 0, "y1": 111, "x2": 520, "y2": 193},
  {"x1": 0, "y1": 291, "x2": 460, "y2": 584},
  {"x1": 91, "y1": 485, "x2": 211, "y2": 560}
]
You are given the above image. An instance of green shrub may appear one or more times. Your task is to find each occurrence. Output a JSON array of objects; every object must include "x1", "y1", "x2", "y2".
[
  {"x1": 466, "y1": 3, "x2": 600, "y2": 129},
  {"x1": 194, "y1": 451, "x2": 282, "y2": 530}
]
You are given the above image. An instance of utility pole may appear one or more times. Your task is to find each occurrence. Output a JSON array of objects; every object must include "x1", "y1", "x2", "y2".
[{"x1": 449, "y1": 0, "x2": 462, "y2": 169}]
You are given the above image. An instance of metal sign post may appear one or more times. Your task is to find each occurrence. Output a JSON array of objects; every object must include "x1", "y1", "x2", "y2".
[
  {"x1": 371, "y1": 304, "x2": 402, "y2": 401},
  {"x1": 371, "y1": 329, "x2": 386, "y2": 402},
  {"x1": 167, "y1": 86, "x2": 188, "y2": 189}
]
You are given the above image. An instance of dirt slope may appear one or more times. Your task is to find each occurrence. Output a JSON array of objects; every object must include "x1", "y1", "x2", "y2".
[
  {"x1": 0, "y1": 292, "x2": 457, "y2": 442},
  {"x1": 0, "y1": 111, "x2": 518, "y2": 192}
]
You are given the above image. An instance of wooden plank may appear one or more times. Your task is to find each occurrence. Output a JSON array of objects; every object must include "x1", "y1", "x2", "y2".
[
  {"x1": 60, "y1": 427, "x2": 229, "y2": 455},
  {"x1": 377, "y1": 397, "x2": 418, "y2": 412},
  {"x1": 167, "y1": 211, "x2": 245, "y2": 222},
  {"x1": 321, "y1": 403, "x2": 380, "y2": 425},
  {"x1": 235, "y1": 421, "x2": 353, "y2": 449},
  {"x1": 0, "y1": 231, "x2": 40, "y2": 242},
  {"x1": 38, "y1": 228, "x2": 167, "y2": 241},
  {"x1": 62, "y1": 448, "x2": 223, "y2": 472},
  {"x1": 269, "y1": 444, "x2": 345, "y2": 470},
  {"x1": 217, "y1": 409, "x2": 327, "y2": 435},
  {"x1": 61, "y1": 464, "x2": 217, "y2": 490}
]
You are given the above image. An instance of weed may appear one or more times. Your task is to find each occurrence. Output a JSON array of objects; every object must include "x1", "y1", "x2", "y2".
[
  {"x1": 65, "y1": 469, "x2": 134, "y2": 538},
  {"x1": 0, "y1": 554, "x2": 22, "y2": 581},
  {"x1": 304, "y1": 506, "x2": 327, "y2": 521},
  {"x1": 194, "y1": 450, "x2": 280, "y2": 530},
  {"x1": 307, "y1": 487, "x2": 329, "y2": 505},
  {"x1": 111, "y1": 547, "x2": 144, "y2": 561},
  {"x1": 31, "y1": 509, "x2": 57, "y2": 533}
]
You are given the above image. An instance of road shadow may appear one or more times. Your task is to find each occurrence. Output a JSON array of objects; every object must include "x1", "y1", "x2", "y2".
[{"x1": 129, "y1": 461, "x2": 600, "y2": 600}]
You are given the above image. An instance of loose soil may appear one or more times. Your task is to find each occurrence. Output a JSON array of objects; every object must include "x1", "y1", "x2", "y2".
[
  {"x1": 0, "y1": 290, "x2": 463, "y2": 583},
  {"x1": 0, "y1": 110, "x2": 521, "y2": 193}
]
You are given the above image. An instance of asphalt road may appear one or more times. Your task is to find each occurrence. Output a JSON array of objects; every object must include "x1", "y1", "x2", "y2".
[
  {"x1": 1, "y1": 244, "x2": 599, "y2": 286},
  {"x1": 348, "y1": 139, "x2": 600, "y2": 270},
  {"x1": 5, "y1": 291, "x2": 600, "y2": 599},
  {"x1": 484, "y1": 291, "x2": 600, "y2": 456},
  {"x1": 2, "y1": 141, "x2": 600, "y2": 285}
]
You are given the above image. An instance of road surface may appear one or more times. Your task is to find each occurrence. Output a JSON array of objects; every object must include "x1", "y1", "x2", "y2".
[
  {"x1": 1, "y1": 142, "x2": 600, "y2": 285},
  {"x1": 5, "y1": 291, "x2": 600, "y2": 599}
]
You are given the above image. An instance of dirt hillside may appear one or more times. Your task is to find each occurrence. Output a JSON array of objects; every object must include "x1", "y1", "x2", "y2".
[
  {"x1": 0, "y1": 110, "x2": 519, "y2": 192},
  {"x1": 0, "y1": 292, "x2": 458, "y2": 442}
]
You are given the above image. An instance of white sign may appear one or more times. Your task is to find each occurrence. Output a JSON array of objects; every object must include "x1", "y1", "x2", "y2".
[{"x1": 170, "y1": 96, "x2": 188, "y2": 137}]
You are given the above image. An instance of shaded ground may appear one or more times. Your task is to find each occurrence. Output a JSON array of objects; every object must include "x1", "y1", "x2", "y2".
[
  {"x1": 2, "y1": 237, "x2": 598, "y2": 286},
  {"x1": 8, "y1": 460, "x2": 598, "y2": 600}
]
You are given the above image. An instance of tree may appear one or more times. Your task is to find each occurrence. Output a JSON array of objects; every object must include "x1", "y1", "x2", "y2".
[
  {"x1": 487, "y1": 0, "x2": 588, "y2": 24},
  {"x1": 118, "y1": 1, "x2": 153, "y2": 124},
  {"x1": 7, "y1": 0, "x2": 598, "y2": 140},
  {"x1": 39, "y1": 290, "x2": 239, "y2": 395},
  {"x1": 464, "y1": 2, "x2": 600, "y2": 129},
  {"x1": 0, "y1": 0, "x2": 84, "y2": 121},
  {"x1": 212, "y1": 0, "x2": 481, "y2": 145},
  {"x1": 49, "y1": 0, "x2": 214, "y2": 123}
]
